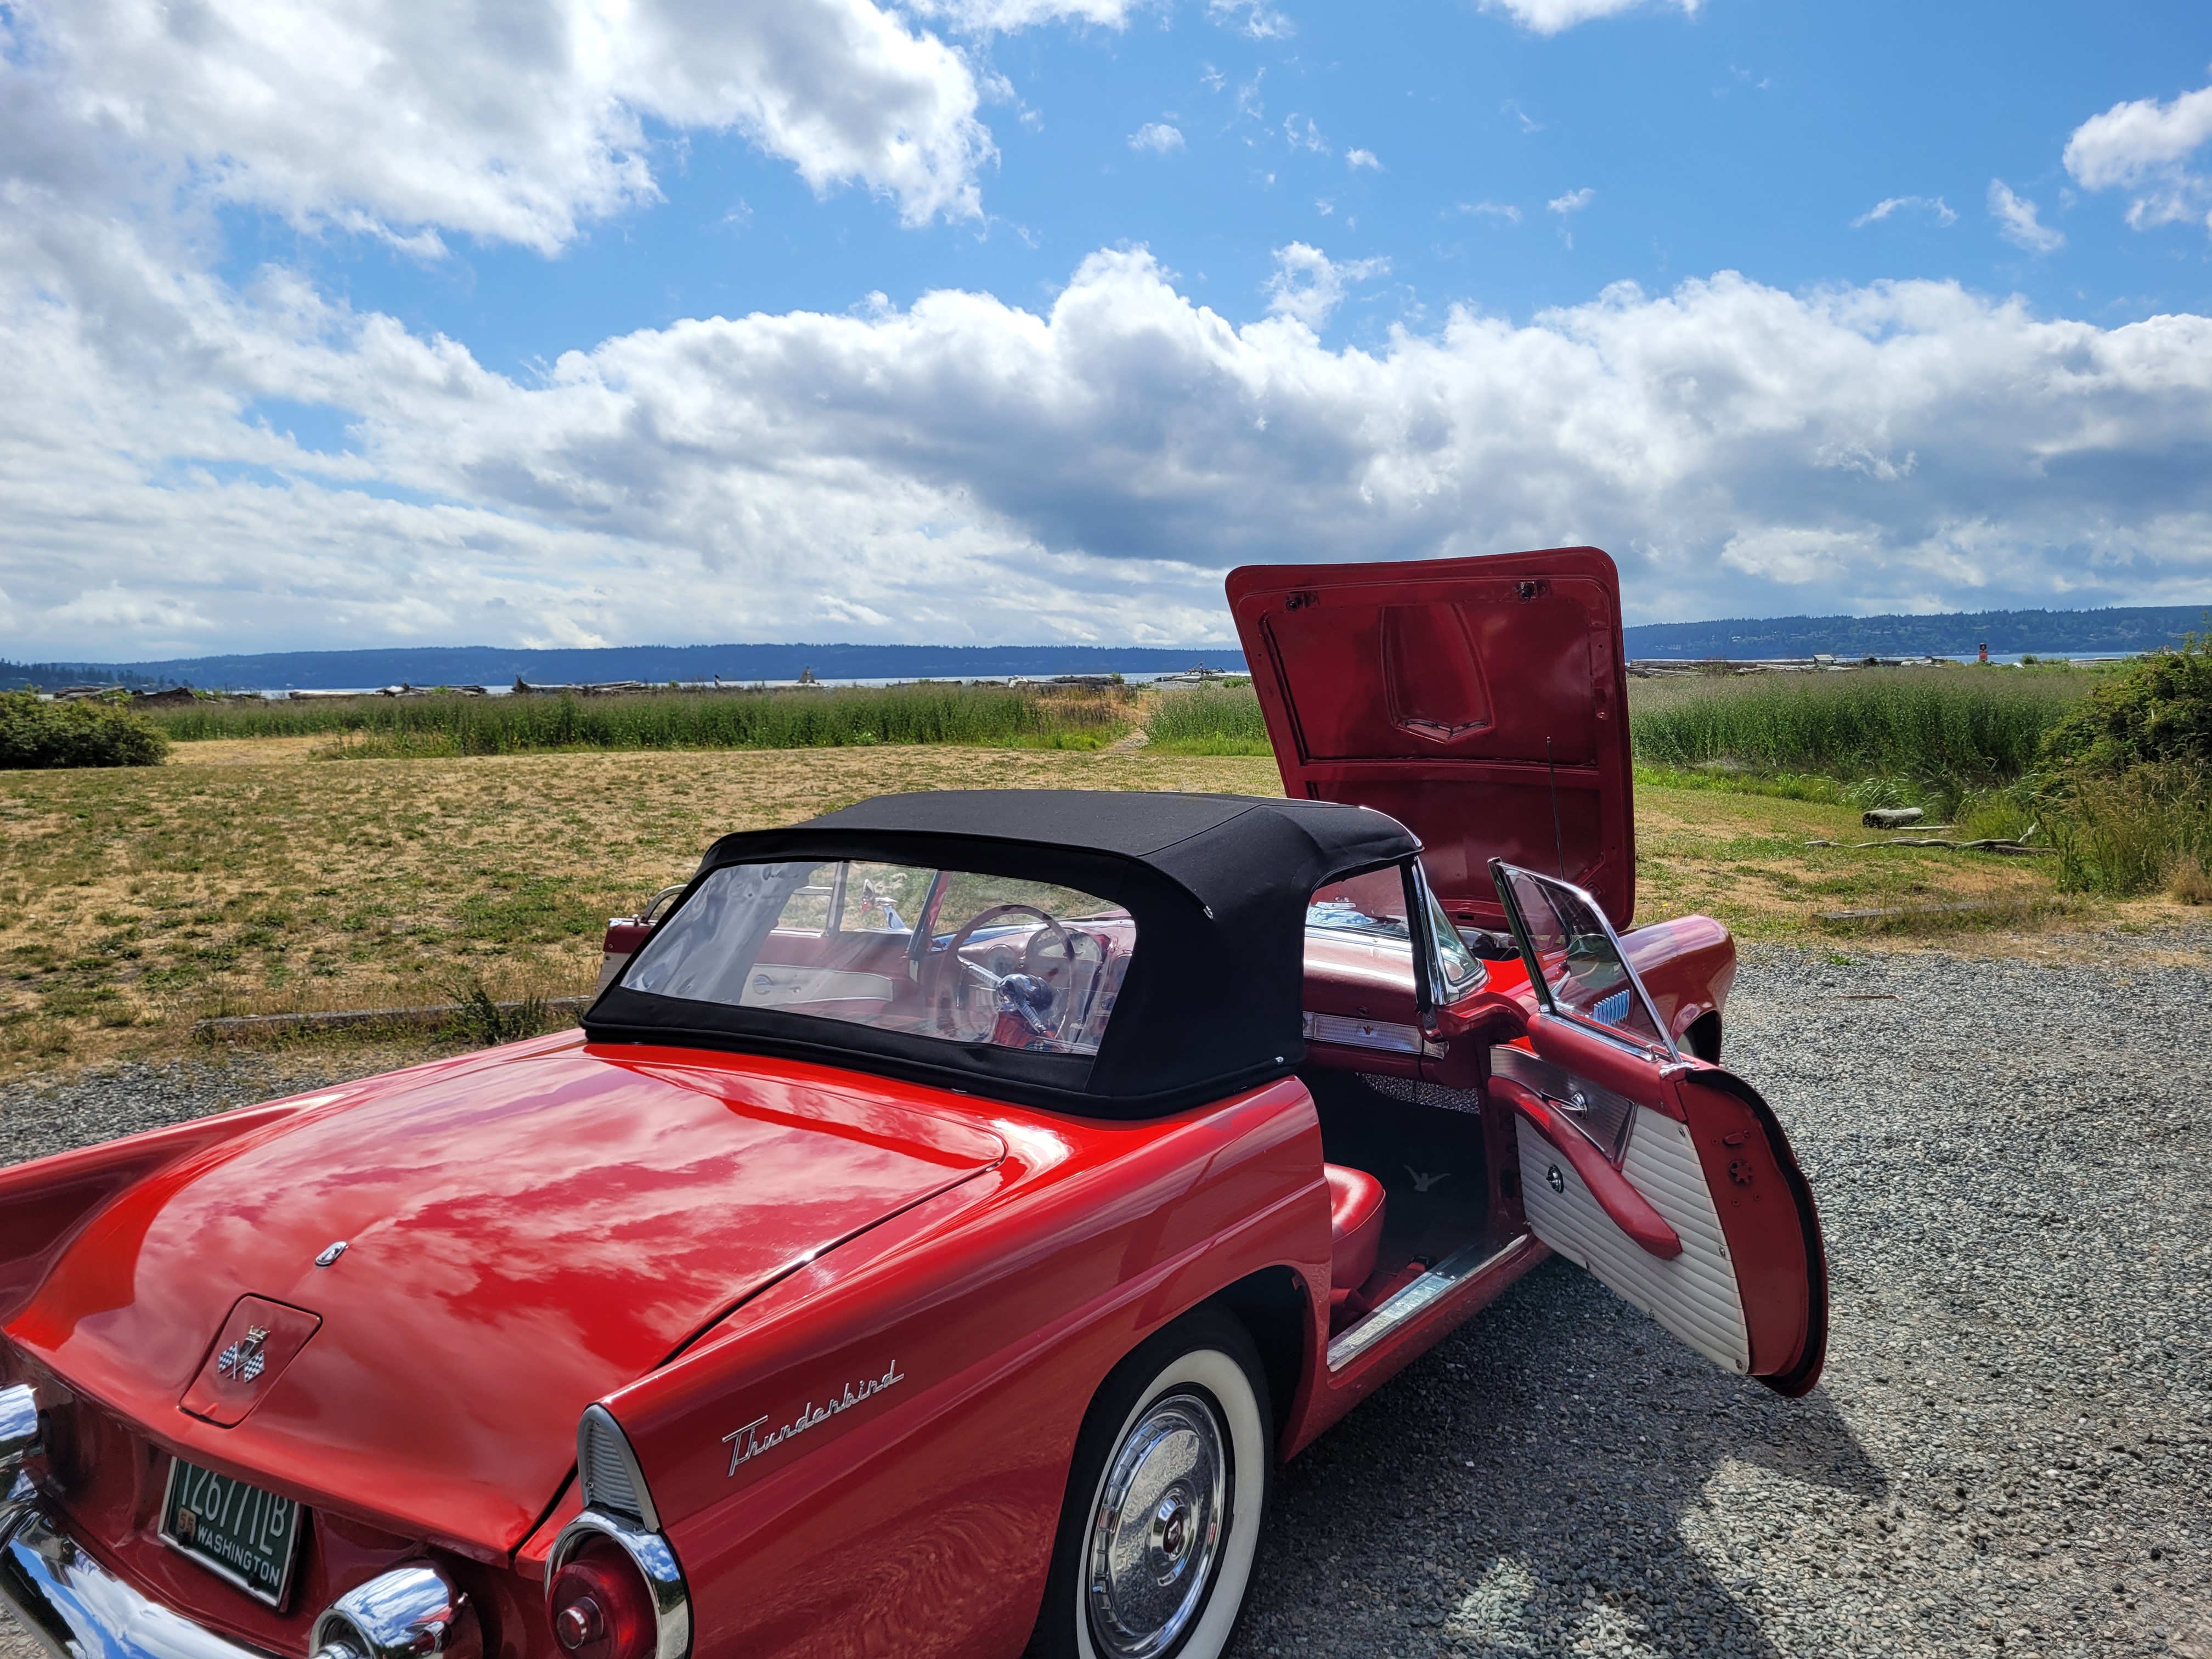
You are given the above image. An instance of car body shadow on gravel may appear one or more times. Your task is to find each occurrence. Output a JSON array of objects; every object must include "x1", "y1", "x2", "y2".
[
  {"x1": 1229, "y1": 933, "x2": 2212, "y2": 1659},
  {"x1": 1234, "y1": 1260, "x2": 1888, "y2": 1658}
]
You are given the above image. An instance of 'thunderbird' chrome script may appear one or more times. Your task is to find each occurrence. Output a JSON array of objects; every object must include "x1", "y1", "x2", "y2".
[{"x1": 723, "y1": 1362, "x2": 906, "y2": 1476}]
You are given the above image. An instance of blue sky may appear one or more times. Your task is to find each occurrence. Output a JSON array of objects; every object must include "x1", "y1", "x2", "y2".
[
  {"x1": 3, "y1": 0, "x2": 2210, "y2": 654},
  {"x1": 232, "y1": 0, "x2": 2212, "y2": 371}
]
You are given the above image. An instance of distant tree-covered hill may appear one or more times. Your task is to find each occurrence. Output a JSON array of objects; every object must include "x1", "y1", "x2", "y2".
[
  {"x1": 4, "y1": 602, "x2": 2203, "y2": 691},
  {"x1": 0, "y1": 642, "x2": 1252, "y2": 692},
  {"x1": 1619, "y1": 605, "x2": 2207, "y2": 659}
]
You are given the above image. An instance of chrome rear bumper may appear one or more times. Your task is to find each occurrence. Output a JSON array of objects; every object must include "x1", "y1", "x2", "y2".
[{"x1": 0, "y1": 1482, "x2": 269, "y2": 1659}]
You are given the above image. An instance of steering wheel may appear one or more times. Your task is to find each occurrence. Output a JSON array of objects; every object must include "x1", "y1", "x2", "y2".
[{"x1": 929, "y1": 904, "x2": 1076, "y2": 1042}]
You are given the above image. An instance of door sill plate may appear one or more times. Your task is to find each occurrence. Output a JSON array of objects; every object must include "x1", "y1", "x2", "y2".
[{"x1": 1327, "y1": 1235, "x2": 1533, "y2": 1372}]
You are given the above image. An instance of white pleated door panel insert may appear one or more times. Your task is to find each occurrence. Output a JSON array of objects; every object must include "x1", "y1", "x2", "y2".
[{"x1": 1515, "y1": 1103, "x2": 1750, "y2": 1374}]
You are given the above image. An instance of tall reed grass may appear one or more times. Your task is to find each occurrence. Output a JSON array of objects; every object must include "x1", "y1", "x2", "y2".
[
  {"x1": 149, "y1": 684, "x2": 1135, "y2": 755},
  {"x1": 1628, "y1": 668, "x2": 2087, "y2": 782},
  {"x1": 1136, "y1": 667, "x2": 2096, "y2": 787},
  {"x1": 1142, "y1": 686, "x2": 1273, "y2": 754},
  {"x1": 2045, "y1": 765, "x2": 2212, "y2": 899}
]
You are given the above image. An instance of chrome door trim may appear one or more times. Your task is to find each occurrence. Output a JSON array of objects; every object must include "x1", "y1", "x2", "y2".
[{"x1": 1325, "y1": 1235, "x2": 1536, "y2": 1372}]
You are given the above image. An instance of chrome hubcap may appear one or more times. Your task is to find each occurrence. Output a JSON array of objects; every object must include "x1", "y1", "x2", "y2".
[{"x1": 1085, "y1": 1391, "x2": 1227, "y2": 1659}]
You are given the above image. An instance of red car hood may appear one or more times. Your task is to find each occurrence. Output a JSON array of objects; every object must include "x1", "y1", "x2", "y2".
[
  {"x1": 1226, "y1": 547, "x2": 1638, "y2": 928},
  {"x1": 8, "y1": 1038, "x2": 1004, "y2": 1555}
]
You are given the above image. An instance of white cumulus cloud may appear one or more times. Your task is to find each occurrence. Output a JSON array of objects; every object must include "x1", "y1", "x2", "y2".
[
  {"x1": 2063, "y1": 81, "x2": 2212, "y2": 232},
  {"x1": 1480, "y1": 0, "x2": 1697, "y2": 36},
  {"x1": 911, "y1": 0, "x2": 1152, "y2": 27},
  {"x1": 1548, "y1": 188, "x2": 1595, "y2": 216},
  {"x1": 1989, "y1": 180, "x2": 2064, "y2": 253},
  {"x1": 1346, "y1": 149, "x2": 1381, "y2": 171},
  {"x1": 1128, "y1": 122, "x2": 1184, "y2": 154},
  {"x1": 1261, "y1": 242, "x2": 1390, "y2": 329},
  {"x1": 8, "y1": 229, "x2": 2212, "y2": 661},
  {"x1": 0, "y1": 0, "x2": 1000, "y2": 251}
]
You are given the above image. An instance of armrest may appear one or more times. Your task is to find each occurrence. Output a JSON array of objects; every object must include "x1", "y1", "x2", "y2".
[{"x1": 1489, "y1": 1076, "x2": 1683, "y2": 1260}]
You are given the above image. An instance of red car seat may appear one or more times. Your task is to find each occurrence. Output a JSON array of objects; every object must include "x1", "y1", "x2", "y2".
[{"x1": 1324, "y1": 1164, "x2": 1386, "y2": 1308}]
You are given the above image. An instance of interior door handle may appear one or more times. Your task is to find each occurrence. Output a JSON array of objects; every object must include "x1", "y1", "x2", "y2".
[{"x1": 1491, "y1": 1077, "x2": 1683, "y2": 1260}]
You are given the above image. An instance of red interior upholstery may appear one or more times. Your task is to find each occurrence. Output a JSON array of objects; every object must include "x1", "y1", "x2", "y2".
[{"x1": 1324, "y1": 1163, "x2": 1386, "y2": 1307}]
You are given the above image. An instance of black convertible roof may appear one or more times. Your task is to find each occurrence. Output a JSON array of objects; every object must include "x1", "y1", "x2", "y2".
[{"x1": 584, "y1": 791, "x2": 1422, "y2": 1116}]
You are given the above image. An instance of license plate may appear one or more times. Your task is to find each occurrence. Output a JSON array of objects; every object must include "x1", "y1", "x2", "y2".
[{"x1": 159, "y1": 1458, "x2": 303, "y2": 1607}]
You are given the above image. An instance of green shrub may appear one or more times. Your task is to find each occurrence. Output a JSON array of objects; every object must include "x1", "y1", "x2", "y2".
[
  {"x1": 2037, "y1": 632, "x2": 2212, "y2": 772},
  {"x1": 442, "y1": 973, "x2": 550, "y2": 1046},
  {"x1": 2029, "y1": 637, "x2": 2212, "y2": 896},
  {"x1": 0, "y1": 693, "x2": 169, "y2": 769}
]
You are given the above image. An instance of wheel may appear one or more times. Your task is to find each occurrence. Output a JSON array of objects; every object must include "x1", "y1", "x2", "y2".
[{"x1": 1030, "y1": 1308, "x2": 1273, "y2": 1659}]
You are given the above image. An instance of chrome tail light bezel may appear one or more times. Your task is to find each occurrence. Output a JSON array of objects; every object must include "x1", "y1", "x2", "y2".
[{"x1": 546, "y1": 1511, "x2": 690, "y2": 1659}]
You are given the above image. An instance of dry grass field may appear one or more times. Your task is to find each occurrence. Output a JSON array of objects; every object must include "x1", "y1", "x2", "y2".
[{"x1": 0, "y1": 738, "x2": 2190, "y2": 1079}]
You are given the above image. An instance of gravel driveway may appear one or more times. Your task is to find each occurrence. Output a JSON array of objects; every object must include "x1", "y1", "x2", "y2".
[{"x1": 3, "y1": 935, "x2": 2208, "y2": 1659}]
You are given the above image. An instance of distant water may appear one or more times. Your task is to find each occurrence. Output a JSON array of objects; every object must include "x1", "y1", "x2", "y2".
[{"x1": 232, "y1": 670, "x2": 1225, "y2": 698}]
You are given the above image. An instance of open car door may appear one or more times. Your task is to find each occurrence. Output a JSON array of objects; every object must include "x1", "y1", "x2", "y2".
[
  {"x1": 1226, "y1": 548, "x2": 1635, "y2": 933},
  {"x1": 1486, "y1": 861, "x2": 1829, "y2": 1396}
]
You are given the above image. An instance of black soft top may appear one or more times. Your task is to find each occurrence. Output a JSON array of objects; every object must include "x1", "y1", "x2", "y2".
[{"x1": 583, "y1": 790, "x2": 1421, "y2": 1116}]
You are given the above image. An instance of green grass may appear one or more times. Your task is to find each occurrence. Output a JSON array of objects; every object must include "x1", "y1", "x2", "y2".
[
  {"x1": 1628, "y1": 666, "x2": 2089, "y2": 783},
  {"x1": 1137, "y1": 667, "x2": 2097, "y2": 791},
  {"x1": 1142, "y1": 685, "x2": 1273, "y2": 754},
  {"x1": 148, "y1": 683, "x2": 1136, "y2": 756},
  {"x1": 1629, "y1": 765, "x2": 1848, "y2": 804}
]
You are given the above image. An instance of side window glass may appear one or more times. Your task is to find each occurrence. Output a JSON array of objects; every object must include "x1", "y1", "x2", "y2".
[
  {"x1": 1493, "y1": 865, "x2": 1672, "y2": 1052},
  {"x1": 1306, "y1": 867, "x2": 1412, "y2": 942},
  {"x1": 1421, "y1": 878, "x2": 1482, "y2": 998},
  {"x1": 777, "y1": 864, "x2": 842, "y2": 933},
  {"x1": 840, "y1": 862, "x2": 933, "y2": 933}
]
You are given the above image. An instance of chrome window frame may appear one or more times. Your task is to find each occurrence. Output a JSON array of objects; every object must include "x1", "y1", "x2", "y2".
[{"x1": 1487, "y1": 859, "x2": 1680, "y2": 1062}]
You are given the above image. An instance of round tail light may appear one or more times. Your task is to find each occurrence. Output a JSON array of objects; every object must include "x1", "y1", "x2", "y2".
[{"x1": 549, "y1": 1538, "x2": 657, "y2": 1659}]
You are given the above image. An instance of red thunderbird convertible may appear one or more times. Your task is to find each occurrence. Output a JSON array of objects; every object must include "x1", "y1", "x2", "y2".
[{"x1": 0, "y1": 548, "x2": 1825, "y2": 1659}]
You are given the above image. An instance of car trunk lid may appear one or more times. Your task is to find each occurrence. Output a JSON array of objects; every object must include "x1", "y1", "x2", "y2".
[{"x1": 7, "y1": 1039, "x2": 1004, "y2": 1556}]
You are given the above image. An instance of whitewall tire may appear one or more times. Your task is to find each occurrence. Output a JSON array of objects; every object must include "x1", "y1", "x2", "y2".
[{"x1": 1031, "y1": 1308, "x2": 1272, "y2": 1659}]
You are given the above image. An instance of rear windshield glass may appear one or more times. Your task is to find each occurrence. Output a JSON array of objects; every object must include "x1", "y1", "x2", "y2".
[{"x1": 622, "y1": 861, "x2": 1136, "y2": 1057}]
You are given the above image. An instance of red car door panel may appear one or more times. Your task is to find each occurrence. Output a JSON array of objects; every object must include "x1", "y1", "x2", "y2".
[{"x1": 1508, "y1": 1010, "x2": 1828, "y2": 1395}]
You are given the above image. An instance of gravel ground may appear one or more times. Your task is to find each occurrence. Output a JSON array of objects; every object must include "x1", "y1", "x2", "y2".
[
  {"x1": 1233, "y1": 932, "x2": 2212, "y2": 1659},
  {"x1": 3, "y1": 933, "x2": 2209, "y2": 1659}
]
